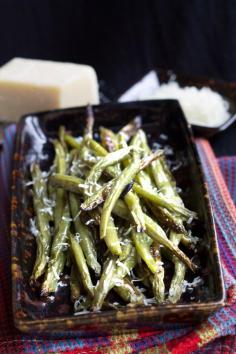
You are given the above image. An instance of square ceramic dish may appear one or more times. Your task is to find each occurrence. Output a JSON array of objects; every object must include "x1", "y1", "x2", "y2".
[{"x1": 11, "y1": 100, "x2": 225, "y2": 336}]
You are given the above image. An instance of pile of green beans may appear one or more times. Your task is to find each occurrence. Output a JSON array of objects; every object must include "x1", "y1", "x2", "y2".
[{"x1": 29, "y1": 106, "x2": 199, "y2": 312}]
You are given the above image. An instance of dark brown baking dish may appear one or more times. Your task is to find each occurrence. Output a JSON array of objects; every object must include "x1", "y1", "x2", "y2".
[{"x1": 11, "y1": 100, "x2": 225, "y2": 336}]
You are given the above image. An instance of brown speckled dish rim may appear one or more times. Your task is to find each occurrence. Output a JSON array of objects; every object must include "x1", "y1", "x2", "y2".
[{"x1": 11, "y1": 100, "x2": 226, "y2": 333}]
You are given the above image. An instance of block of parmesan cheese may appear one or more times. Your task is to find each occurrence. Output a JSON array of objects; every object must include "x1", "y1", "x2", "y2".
[{"x1": 0, "y1": 58, "x2": 99, "y2": 122}]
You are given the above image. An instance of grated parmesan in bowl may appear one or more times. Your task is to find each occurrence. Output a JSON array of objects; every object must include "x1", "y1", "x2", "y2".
[{"x1": 143, "y1": 81, "x2": 231, "y2": 128}]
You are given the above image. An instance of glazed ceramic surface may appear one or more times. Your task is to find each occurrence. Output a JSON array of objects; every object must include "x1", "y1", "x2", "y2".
[{"x1": 11, "y1": 100, "x2": 225, "y2": 335}]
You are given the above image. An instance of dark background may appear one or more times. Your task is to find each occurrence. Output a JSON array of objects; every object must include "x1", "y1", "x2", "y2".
[{"x1": 1, "y1": 0, "x2": 236, "y2": 155}]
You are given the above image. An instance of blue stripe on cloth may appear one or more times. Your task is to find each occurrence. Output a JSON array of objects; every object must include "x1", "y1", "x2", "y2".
[
  {"x1": 216, "y1": 230, "x2": 236, "y2": 282},
  {"x1": 196, "y1": 143, "x2": 236, "y2": 267},
  {"x1": 23, "y1": 335, "x2": 111, "y2": 353},
  {"x1": 218, "y1": 157, "x2": 236, "y2": 205},
  {"x1": 130, "y1": 327, "x2": 193, "y2": 353},
  {"x1": 208, "y1": 306, "x2": 236, "y2": 334}
]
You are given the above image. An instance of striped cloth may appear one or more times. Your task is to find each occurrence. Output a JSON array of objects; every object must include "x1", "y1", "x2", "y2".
[{"x1": 0, "y1": 126, "x2": 235, "y2": 354}]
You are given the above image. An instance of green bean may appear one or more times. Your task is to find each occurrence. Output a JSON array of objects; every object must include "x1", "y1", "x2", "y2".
[
  {"x1": 76, "y1": 106, "x2": 96, "y2": 177},
  {"x1": 74, "y1": 143, "x2": 122, "y2": 254},
  {"x1": 115, "y1": 135, "x2": 147, "y2": 232},
  {"x1": 144, "y1": 214, "x2": 196, "y2": 272},
  {"x1": 54, "y1": 188, "x2": 65, "y2": 230},
  {"x1": 129, "y1": 130, "x2": 143, "y2": 148},
  {"x1": 148, "y1": 203, "x2": 188, "y2": 236},
  {"x1": 100, "y1": 155, "x2": 140, "y2": 238},
  {"x1": 117, "y1": 133, "x2": 131, "y2": 165},
  {"x1": 139, "y1": 150, "x2": 164, "y2": 170},
  {"x1": 136, "y1": 169, "x2": 155, "y2": 190},
  {"x1": 119, "y1": 232, "x2": 133, "y2": 261},
  {"x1": 136, "y1": 151, "x2": 189, "y2": 239},
  {"x1": 145, "y1": 151, "x2": 190, "y2": 301},
  {"x1": 59, "y1": 125, "x2": 68, "y2": 152},
  {"x1": 30, "y1": 117, "x2": 200, "y2": 310},
  {"x1": 87, "y1": 139, "x2": 108, "y2": 157},
  {"x1": 79, "y1": 208, "x2": 122, "y2": 255},
  {"x1": 69, "y1": 232, "x2": 94, "y2": 297},
  {"x1": 69, "y1": 192, "x2": 101, "y2": 275},
  {"x1": 47, "y1": 160, "x2": 56, "y2": 219},
  {"x1": 93, "y1": 246, "x2": 138, "y2": 310},
  {"x1": 54, "y1": 188, "x2": 66, "y2": 232},
  {"x1": 86, "y1": 147, "x2": 132, "y2": 185},
  {"x1": 122, "y1": 130, "x2": 163, "y2": 171},
  {"x1": 72, "y1": 160, "x2": 122, "y2": 254},
  {"x1": 84, "y1": 105, "x2": 95, "y2": 140},
  {"x1": 100, "y1": 127, "x2": 118, "y2": 152},
  {"x1": 70, "y1": 264, "x2": 81, "y2": 302},
  {"x1": 42, "y1": 203, "x2": 71, "y2": 294},
  {"x1": 113, "y1": 199, "x2": 195, "y2": 269},
  {"x1": 87, "y1": 136, "x2": 146, "y2": 232},
  {"x1": 81, "y1": 136, "x2": 191, "y2": 225},
  {"x1": 80, "y1": 179, "x2": 115, "y2": 211},
  {"x1": 30, "y1": 164, "x2": 52, "y2": 281},
  {"x1": 112, "y1": 200, "x2": 196, "y2": 271},
  {"x1": 118, "y1": 116, "x2": 142, "y2": 139},
  {"x1": 133, "y1": 129, "x2": 153, "y2": 177},
  {"x1": 49, "y1": 174, "x2": 85, "y2": 194},
  {"x1": 114, "y1": 276, "x2": 145, "y2": 305},
  {"x1": 124, "y1": 191, "x2": 146, "y2": 233},
  {"x1": 138, "y1": 130, "x2": 186, "y2": 213},
  {"x1": 104, "y1": 217, "x2": 122, "y2": 255},
  {"x1": 131, "y1": 230, "x2": 158, "y2": 274},
  {"x1": 150, "y1": 243, "x2": 165, "y2": 303},
  {"x1": 53, "y1": 140, "x2": 67, "y2": 231},
  {"x1": 64, "y1": 134, "x2": 83, "y2": 150},
  {"x1": 54, "y1": 139, "x2": 67, "y2": 174},
  {"x1": 168, "y1": 232, "x2": 187, "y2": 304},
  {"x1": 92, "y1": 257, "x2": 117, "y2": 311},
  {"x1": 116, "y1": 246, "x2": 137, "y2": 279},
  {"x1": 86, "y1": 139, "x2": 120, "y2": 177},
  {"x1": 80, "y1": 143, "x2": 163, "y2": 235},
  {"x1": 138, "y1": 129, "x2": 151, "y2": 155},
  {"x1": 133, "y1": 183, "x2": 196, "y2": 220},
  {"x1": 42, "y1": 254, "x2": 66, "y2": 295},
  {"x1": 155, "y1": 157, "x2": 191, "y2": 232},
  {"x1": 113, "y1": 200, "x2": 131, "y2": 220}
]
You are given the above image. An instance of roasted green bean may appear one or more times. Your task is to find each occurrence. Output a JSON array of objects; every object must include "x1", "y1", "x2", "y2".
[
  {"x1": 168, "y1": 232, "x2": 187, "y2": 303},
  {"x1": 53, "y1": 140, "x2": 67, "y2": 231},
  {"x1": 30, "y1": 164, "x2": 52, "y2": 281},
  {"x1": 92, "y1": 257, "x2": 117, "y2": 311},
  {"x1": 69, "y1": 192, "x2": 101, "y2": 275},
  {"x1": 42, "y1": 203, "x2": 71, "y2": 294},
  {"x1": 114, "y1": 276, "x2": 145, "y2": 305},
  {"x1": 150, "y1": 243, "x2": 165, "y2": 303},
  {"x1": 100, "y1": 154, "x2": 140, "y2": 238},
  {"x1": 69, "y1": 232, "x2": 94, "y2": 297},
  {"x1": 70, "y1": 264, "x2": 81, "y2": 302},
  {"x1": 86, "y1": 147, "x2": 132, "y2": 185},
  {"x1": 131, "y1": 230, "x2": 157, "y2": 274},
  {"x1": 30, "y1": 112, "x2": 200, "y2": 311}
]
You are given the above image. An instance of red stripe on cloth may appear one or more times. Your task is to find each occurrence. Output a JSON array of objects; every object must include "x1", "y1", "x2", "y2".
[
  {"x1": 196, "y1": 139, "x2": 236, "y2": 222},
  {"x1": 166, "y1": 331, "x2": 201, "y2": 354}
]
